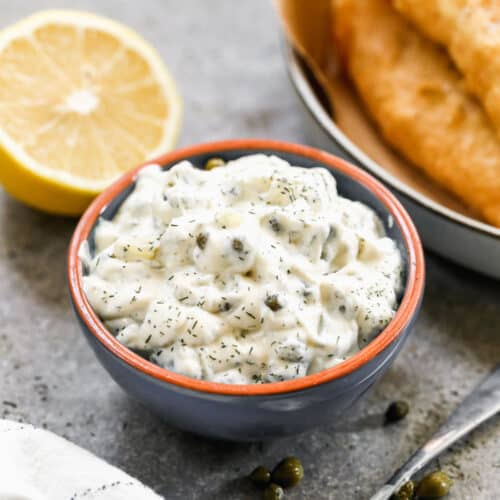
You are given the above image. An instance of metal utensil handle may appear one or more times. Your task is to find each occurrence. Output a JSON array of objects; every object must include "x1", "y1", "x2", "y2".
[{"x1": 370, "y1": 364, "x2": 500, "y2": 500}]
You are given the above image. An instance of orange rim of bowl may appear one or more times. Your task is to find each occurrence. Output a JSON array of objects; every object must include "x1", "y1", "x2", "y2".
[{"x1": 68, "y1": 139, "x2": 425, "y2": 396}]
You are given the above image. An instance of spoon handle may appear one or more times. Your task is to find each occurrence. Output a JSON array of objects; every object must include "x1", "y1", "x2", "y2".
[{"x1": 370, "y1": 364, "x2": 500, "y2": 500}]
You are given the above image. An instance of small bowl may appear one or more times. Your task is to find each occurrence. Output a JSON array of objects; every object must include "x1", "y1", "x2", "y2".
[{"x1": 68, "y1": 139, "x2": 425, "y2": 441}]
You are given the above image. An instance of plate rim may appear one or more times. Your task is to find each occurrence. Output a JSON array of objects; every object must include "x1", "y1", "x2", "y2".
[{"x1": 285, "y1": 43, "x2": 500, "y2": 241}]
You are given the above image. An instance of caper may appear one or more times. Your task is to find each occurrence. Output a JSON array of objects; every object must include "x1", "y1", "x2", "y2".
[
  {"x1": 218, "y1": 301, "x2": 232, "y2": 312},
  {"x1": 271, "y1": 456, "x2": 304, "y2": 488},
  {"x1": 232, "y1": 238, "x2": 244, "y2": 252},
  {"x1": 415, "y1": 471, "x2": 452, "y2": 499},
  {"x1": 269, "y1": 217, "x2": 281, "y2": 233},
  {"x1": 249, "y1": 465, "x2": 271, "y2": 488},
  {"x1": 263, "y1": 483, "x2": 284, "y2": 500},
  {"x1": 302, "y1": 288, "x2": 313, "y2": 303},
  {"x1": 265, "y1": 294, "x2": 282, "y2": 312},
  {"x1": 196, "y1": 233, "x2": 208, "y2": 250},
  {"x1": 204, "y1": 157, "x2": 225, "y2": 170},
  {"x1": 385, "y1": 400, "x2": 409, "y2": 423},
  {"x1": 391, "y1": 480, "x2": 415, "y2": 500}
]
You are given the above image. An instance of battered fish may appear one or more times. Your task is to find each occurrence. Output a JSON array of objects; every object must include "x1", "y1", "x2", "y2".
[
  {"x1": 393, "y1": 0, "x2": 500, "y2": 141},
  {"x1": 332, "y1": 0, "x2": 500, "y2": 227}
]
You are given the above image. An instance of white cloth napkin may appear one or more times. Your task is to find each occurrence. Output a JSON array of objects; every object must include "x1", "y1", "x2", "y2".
[{"x1": 0, "y1": 419, "x2": 163, "y2": 500}]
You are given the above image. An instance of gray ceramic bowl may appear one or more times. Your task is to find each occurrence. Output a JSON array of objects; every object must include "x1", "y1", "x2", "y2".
[{"x1": 68, "y1": 139, "x2": 425, "y2": 441}]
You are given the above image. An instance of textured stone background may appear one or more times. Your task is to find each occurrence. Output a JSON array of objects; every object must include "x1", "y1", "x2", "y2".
[{"x1": 0, "y1": 1, "x2": 499, "y2": 499}]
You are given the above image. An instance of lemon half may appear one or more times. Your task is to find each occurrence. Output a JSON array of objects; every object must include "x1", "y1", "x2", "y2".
[{"x1": 0, "y1": 10, "x2": 182, "y2": 215}]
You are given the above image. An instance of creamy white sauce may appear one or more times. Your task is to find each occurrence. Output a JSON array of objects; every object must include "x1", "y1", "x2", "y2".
[{"x1": 81, "y1": 155, "x2": 403, "y2": 384}]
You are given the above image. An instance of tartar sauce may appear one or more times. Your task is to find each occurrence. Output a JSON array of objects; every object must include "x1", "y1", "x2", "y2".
[{"x1": 81, "y1": 155, "x2": 403, "y2": 384}]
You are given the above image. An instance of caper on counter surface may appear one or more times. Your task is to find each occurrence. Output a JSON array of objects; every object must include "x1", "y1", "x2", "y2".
[
  {"x1": 392, "y1": 480, "x2": 415, "y2": 500},
  {"x1": 391, "y1": 481, "x2": 415, "y2": 500},
  {"x1": 263, "y1": 483, "x2": 285, "y2": 500},
  {"x1": 271, "y1": 457, "x2": 304, "y2": 489},
  {"x1": 249, "y1": 456, "x2": 304, "y2": 499},
  {"x1": 415, "y1": 471, "x2": 453, "y2": 499},
  {"x1": 250, "y1": 465, "x2": 271, "y2": 488},
  {"x1": 391, "y1": 470, "x2": 453, "y2": 500}
]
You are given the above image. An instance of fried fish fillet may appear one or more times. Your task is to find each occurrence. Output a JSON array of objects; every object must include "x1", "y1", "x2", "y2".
[
  {"x1": 332, "y1": 0, "x2": 500, "y2": 227},
  {"x1": 393, "y1": 0, "x2": 500, "y2": 141}
]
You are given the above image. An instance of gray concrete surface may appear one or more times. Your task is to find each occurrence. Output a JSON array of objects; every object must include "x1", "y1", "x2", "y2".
[{"x1": 0, "y1": 1, "x2": 499, "y2": 499}]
